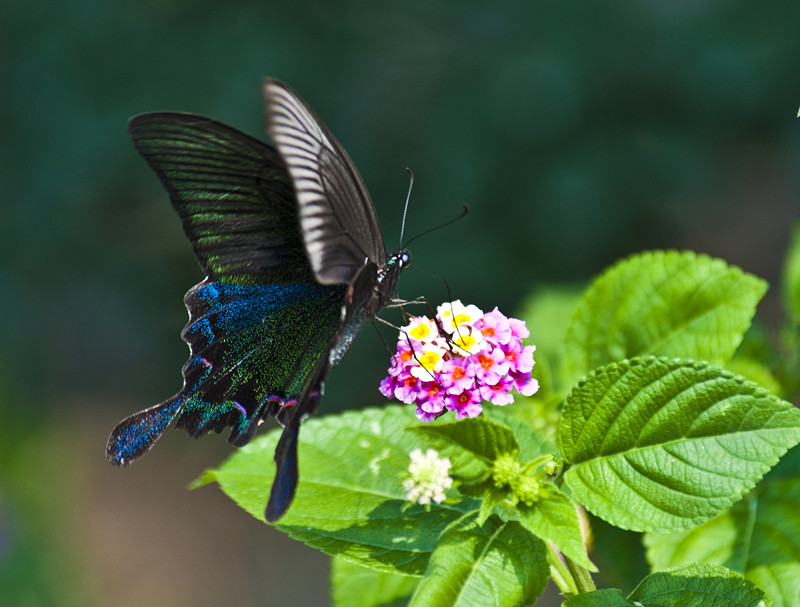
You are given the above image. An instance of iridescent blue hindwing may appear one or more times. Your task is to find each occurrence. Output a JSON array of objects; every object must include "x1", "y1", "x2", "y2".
[
  {"x1": 107, "y1": 279, "x2": 345, "y2": 466},
  {"x1": 175, "y1": 279, "x2": 346, "y2": 443}
]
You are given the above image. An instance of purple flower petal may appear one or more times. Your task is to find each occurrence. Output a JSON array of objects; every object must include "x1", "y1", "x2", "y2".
[
  {"x1": 474, "y1": 346, "x2": 511, "y2": 385},
  {"x1": 440, "y1": 357, "x2": 476, "y2": 394},
  {"x1": 476, "y1": 307, "x2": 513, "y2": 345}
]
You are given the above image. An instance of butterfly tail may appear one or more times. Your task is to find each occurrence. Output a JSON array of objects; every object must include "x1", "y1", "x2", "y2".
[
  {"x1": 106, "y1": 397, "x2": 183, "y2": 467},
  {"x1": 265, "y1": 420, "x2": 300, "y2": 522}
]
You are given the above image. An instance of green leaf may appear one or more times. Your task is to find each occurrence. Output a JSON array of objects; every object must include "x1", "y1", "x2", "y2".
[
  {"x1": 782, "y1": 223, "x2": 800, "y2": 323},
  {"x1": 408, "y1": 515, "x2": 548, "y2": 607},
  {"x1": 629, "y1": 564, "x2": 772, "y2": 607},
  {"x1": 565, "y1": 250, "x2": 768, "y2": 376},
  {"x1": 726, "y1": 356, "x2": 783, "y2": 396},
  {"x1": 562, "y1": 589, "x2": 632, "y2": 607},
  {"x1": 198, "y1": 405, "x2": 477, "y2": 575},
  {"x1": 410, "y1": 417, "x2": 520, "y2": 461},
  {"x1": 476, "y1": 489, "x2": 506, "y2": 526},
  {"x1": 409, "y1": 417, "x2": 519, "y2": 484},
  {"x1": 561, "y1": 357, "x2": 800, "y2": 532},
  {"x1": 563, "y1": 566, "x2": 772, "y2": 607},
  {"x1": 644, "y1": 456, "x2": 800, "y2": 607},
  {"x1": 331, "y1": 556, "x2": 418, "y2": 607},
  {"x1": 482, "y1": 407, "x2": 557, "y2": 463},
  {"x1": 517, "y1": 486, "x2": 595, "y2": 571}
]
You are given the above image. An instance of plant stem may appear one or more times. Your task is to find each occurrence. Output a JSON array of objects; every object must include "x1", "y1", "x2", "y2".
[
  {"x1": 547, "y1": 543, "x2": 578, "y2": 596},
  {"x1": 565, "y1": 556, "x2": 596, "y2": 595}
]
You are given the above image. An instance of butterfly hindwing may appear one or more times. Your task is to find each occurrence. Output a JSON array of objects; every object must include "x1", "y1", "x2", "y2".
[
  {"x1": 106, "y1": 397, "x2": 184, "y2": 466},
  {"x1": 175, "y1": 279, "x2": 346, "y2": 442},
  {"x1": 107, "y1": 279, "x2": 346, "y2": 466}
]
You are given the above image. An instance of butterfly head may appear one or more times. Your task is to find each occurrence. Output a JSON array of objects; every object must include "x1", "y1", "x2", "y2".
[
  {"x1": 388, "y1": 249, "x2": 411, "y2": 272},
  {"x1": 378, "y1": 249, "x2": 410, "y2": 285}
]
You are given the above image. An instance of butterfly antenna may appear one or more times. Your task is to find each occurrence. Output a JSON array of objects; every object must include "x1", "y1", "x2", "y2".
[
  {"x1": 403, "y1": 205, "x2": 468, "y2": 249},
  {"x1": 398, "y1": 168, "x2": 414, "y2": 248}
]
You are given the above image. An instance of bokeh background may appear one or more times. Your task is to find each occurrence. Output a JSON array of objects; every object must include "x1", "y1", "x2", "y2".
[{"x1": 2, "y1": 1, "x2": 800, "y2": 605}]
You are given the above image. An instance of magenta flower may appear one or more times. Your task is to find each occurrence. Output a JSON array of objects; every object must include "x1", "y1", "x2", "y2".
[
  {"x1": 379, "y1": 375, "x2": 396, "y2": 399},
  {"x1": 380, "y1": 301, "x2": 538, "y2": 422},
  {"x1": 420, "y1": 382, "x2": 446, "y2": 415},
  {"x1": 479, "y1": 375, "x2": 516, "y2": 406},
  {"x1": 448, "y1": 388, "x2": 483, "y2": 419},
  {"x1": 476, "y1": 307, "x2": 513, "y2": 345},
  {"x1": 440, "y1": 357, "x2": 476, "y2": 393},
  {"x1": 474, "y1": 346, "x2": 510, "y2": 386},
  {"x1": 387, "y1": 341, "x2": 415, "y2": 376},
  {"x1": 394, "y1": 373, "x2": 422, "y2": 403}
]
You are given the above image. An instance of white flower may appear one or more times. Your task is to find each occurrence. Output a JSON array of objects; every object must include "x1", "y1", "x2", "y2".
[
  {"x1": 403, "y1": 448, "x2": 453, "y2": 505},
  {"x1": 450, "y1": 325, "x2": 487, "y2": 356},
  {"x1": 408, "y1": 342, "x2": 448, "y2": 380},
  {"x1": 400, "y1": 316, "x2": 439, "y2": 344},
  {"x1": 436, "y1": 300, "x2": 484, "y2": 335}
]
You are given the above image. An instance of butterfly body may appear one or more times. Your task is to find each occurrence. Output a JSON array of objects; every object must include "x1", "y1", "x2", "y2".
[{"x1": 107, "y1": 80, "x2": 408, "y2": 521}]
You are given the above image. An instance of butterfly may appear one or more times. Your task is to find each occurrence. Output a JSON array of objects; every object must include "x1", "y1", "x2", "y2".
[{"x1": 107, "y1": 79, "x2": 410, "y2": 521}]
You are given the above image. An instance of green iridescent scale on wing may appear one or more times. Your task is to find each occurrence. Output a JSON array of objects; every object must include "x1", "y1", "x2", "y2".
[
  {"x1": 128, "y1": 112, "x2": 316, "y2": 285},
  {"x1": 175, "y1": 279, "x2": 346, "y2": 445}
]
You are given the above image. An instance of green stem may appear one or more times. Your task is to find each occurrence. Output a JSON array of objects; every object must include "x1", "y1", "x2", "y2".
[
  {"x1": 565, "y1": 555, "x2": 596, "y2": 595},
  {"x1": 547, "y1": 543, "x2": 578, "y2": 596}
]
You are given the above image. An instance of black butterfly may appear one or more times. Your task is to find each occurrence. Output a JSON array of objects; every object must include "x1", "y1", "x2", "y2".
[{"x1": 107, "y1": 79, "x2": 409, "y2": 521}]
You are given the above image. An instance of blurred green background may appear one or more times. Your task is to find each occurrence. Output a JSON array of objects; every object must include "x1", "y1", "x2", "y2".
[{"x1": 2, "y1": 1, "x2": 800, "y2": 605}]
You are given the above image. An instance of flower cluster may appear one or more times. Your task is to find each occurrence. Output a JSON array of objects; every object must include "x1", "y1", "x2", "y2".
[
  {"x1": 403, "y1": 448, "x2": 453, "y2": 505},
  {"x1": 380, "y1": 301, "x2": 538, "y2": 422}
]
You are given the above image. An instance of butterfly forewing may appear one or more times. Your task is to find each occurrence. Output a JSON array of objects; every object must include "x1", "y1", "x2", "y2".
[
  {"x1": 263, "y1": 79, "x2": 387, "y2": 285},
  {"x1": 128, "y1": 112, "x2": 315, "y2": 285}
]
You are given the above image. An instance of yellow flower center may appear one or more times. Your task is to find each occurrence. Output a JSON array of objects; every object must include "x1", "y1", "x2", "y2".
[
  {"x1": 410, "y1": 323, "x2": 432, "y2": 340},
  {"x1": 419, "y1": 350, "x2": 442, "y2": 370},
  {"x1": 454, "y1": 333, "x2": 477, "y2": 351},
  {"x1": 454, "y1": 313, "x2": 471, "y2": 327}
]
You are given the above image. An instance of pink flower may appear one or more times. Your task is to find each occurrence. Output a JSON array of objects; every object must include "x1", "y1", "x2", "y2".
[
  {"x1": 476, "y1": 308, "x2": 513, "y2": 345},
  {"x1": 394, "y1": 372, "x2": 422, "y2": 403},
  {"x1": 380, "y1": 301, "x2": 538, "y2": 422},
  {"x1": 512, "y1": 371, "x2": 539, "y2": 397},
  {"x1": 473, "y1": 346, "x2": 510, "y2": 385},
  {"x1": 516, "y1": 345, "x2": 536, "y2": 374},
  {"x1": 501, "y1": 340, "x2": 535, "y2": 375},
  {"x1": 479, "y1": 375, "x2": 516, "y2": 405},
  {"x1": 509, "y1": 317, "x2": 530, "y2": 340},
  {"x1": 415, "y1": 407, "x2": 440, "y2": 423},
  {"x1": 440, "y1": 357, "x2": 476, "y2": 394},
  {"x1": 447, "y1": 389, "x2": 483, "y2": 419}
]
